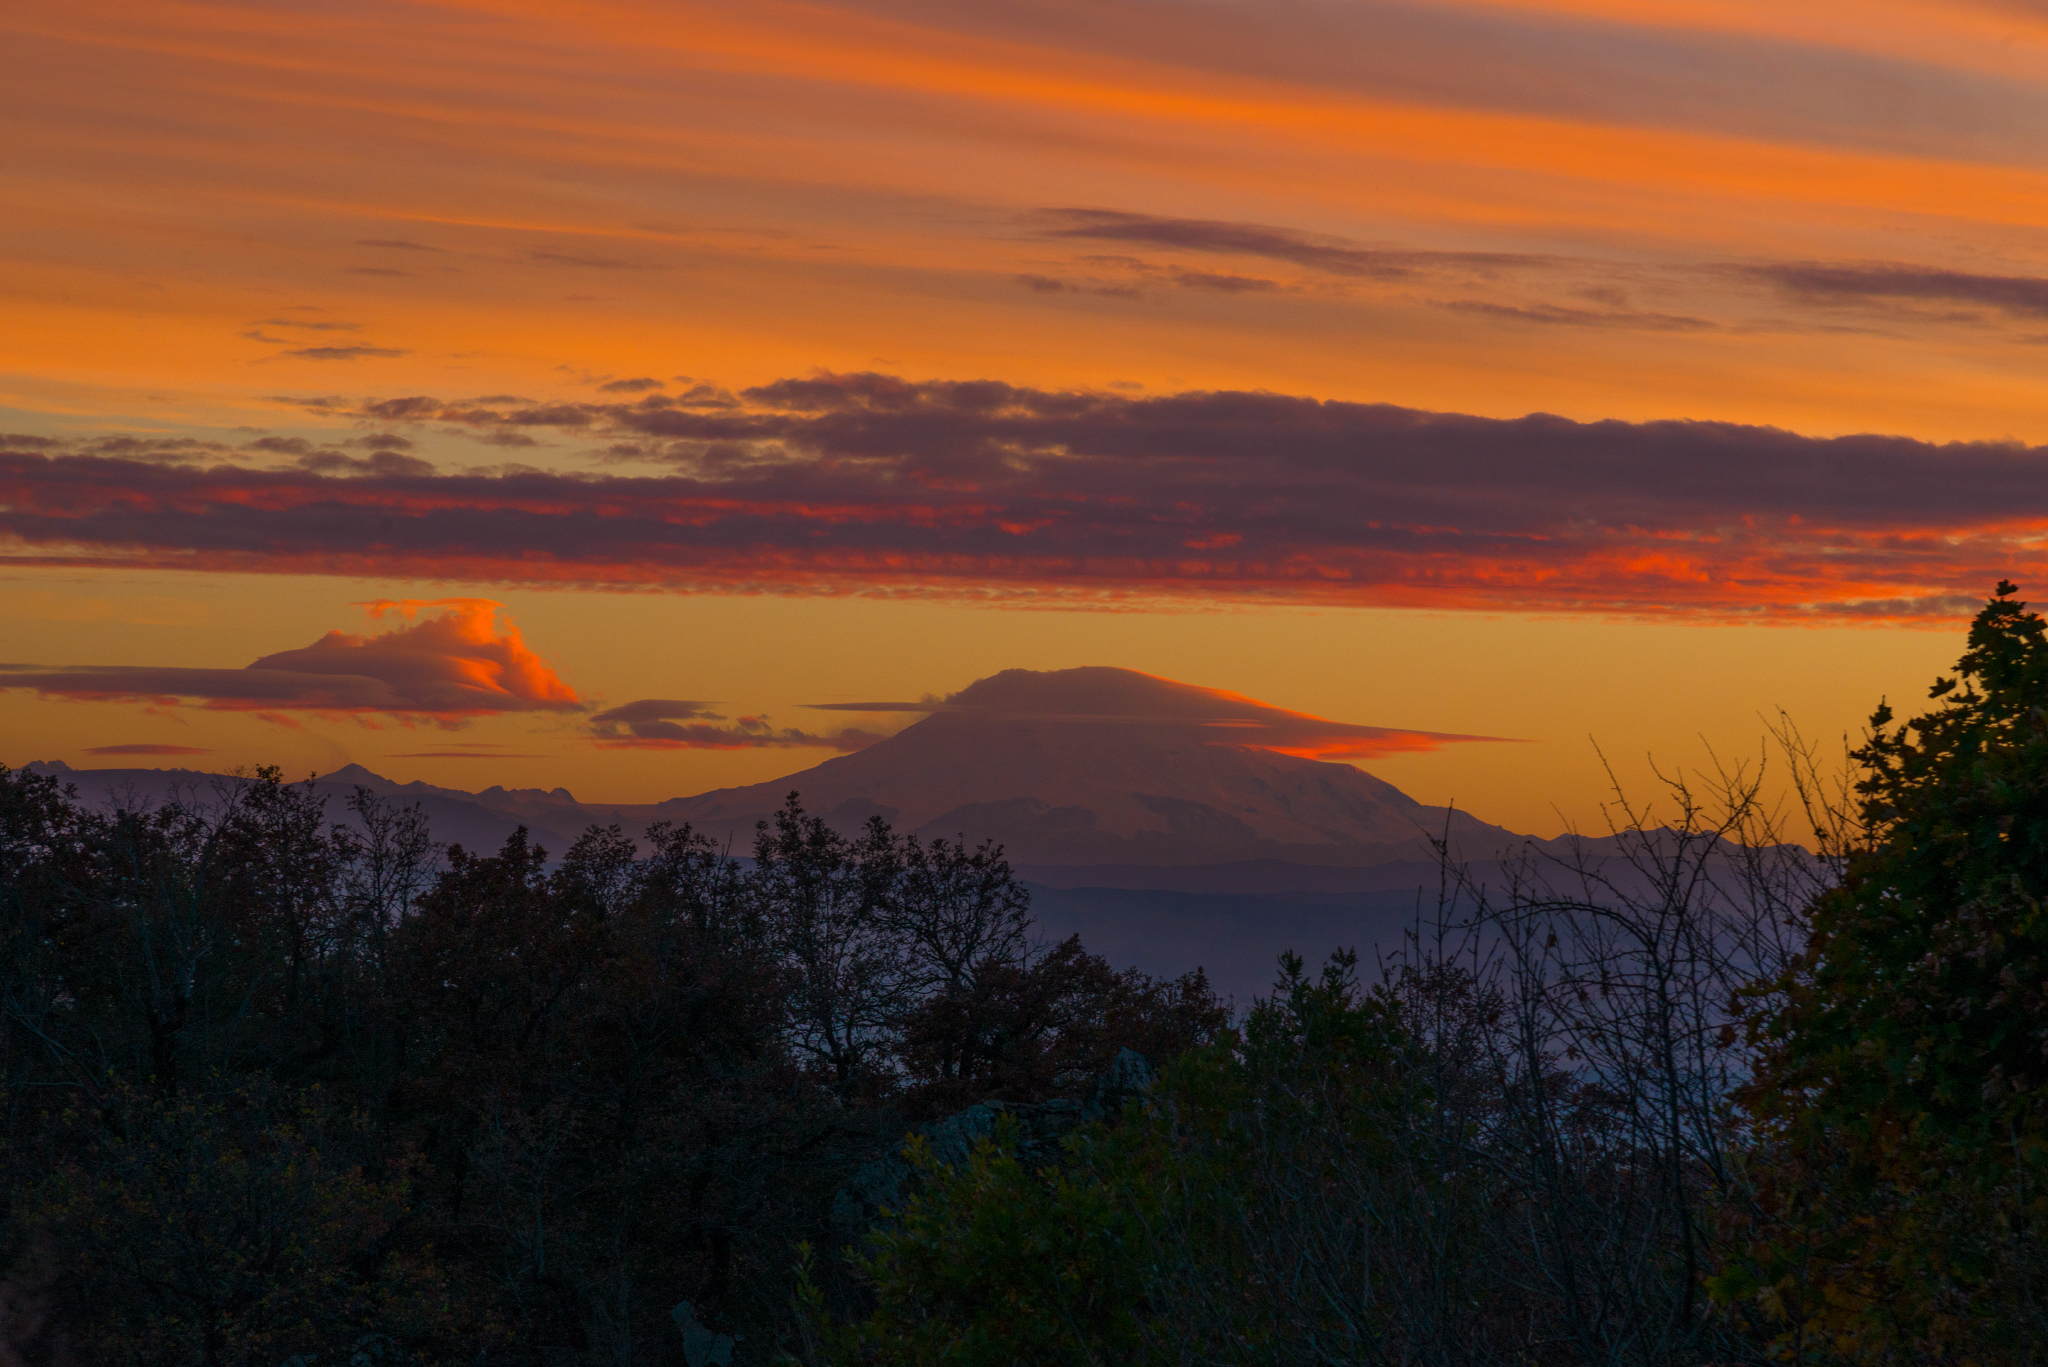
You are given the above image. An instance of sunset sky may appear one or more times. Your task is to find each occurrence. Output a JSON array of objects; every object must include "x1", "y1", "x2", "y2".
[{"x1": 5, "y1": 0, "x2": 2044, "y2": 834}]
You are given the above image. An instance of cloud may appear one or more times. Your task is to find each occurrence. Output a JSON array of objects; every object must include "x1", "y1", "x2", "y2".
[
  {"x1": 11, "y1": 374, "x2": 2048, "y2": 619},
  {"x1": 587, "y1": 698, "x2": 881, "y2": 750},
  {"x1": 1012, "y1": 273, "x2": 1141, "y2": 298},
  {"x1": 293, "y1": 449, "x2": 436, "y2": 477},
  {"x1": 1442, "y1": 300, "x2": 1715, "y2": 331},
  {"x1": 285, "y1": 346, "x2": 408, "y2": 361},
  {"x1": 246, "y1": 436, "x2": 317, "y2": 456},
  {"x1": 355, "y1": 239, "x2": 439, "y2": 251},
  {"x1": 355, "y1": 396, "x2": 444, "y2": 420},
  {"x1": 239, "y1": 433, "x2": 432, "y2": 476},
  {"x1": 1171, "y1": 270, "x2": 1281, "y2": 293},
  {"x1": 0, "y1": 601, "x2": 580, "y2": 726},
  {"x1": 34, "y1": 435, "x2": 234, "y2": 464},
  {"x1": 810, "y1": 667, "x2": 1504, "y2": 760},
  {"x1": 1746, "y1": 262, "x2": 2048, "y2": 318},
  {"x1": 83, "y1": 743, "x2": 213, "y2": 756},
  {"x1": 1034, "y1": 209, "x2": 1541, "y2": 279},
  {"x1": 527, "y1": 251, "x2": 652, "y2": 270}
]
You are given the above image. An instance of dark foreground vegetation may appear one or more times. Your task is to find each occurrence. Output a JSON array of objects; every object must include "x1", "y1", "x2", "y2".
[{"x1": 8, "y1": 584, "x2": 2048, "y2": 1364}]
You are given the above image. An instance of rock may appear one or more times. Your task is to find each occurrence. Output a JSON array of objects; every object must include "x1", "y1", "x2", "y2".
[{"x1": 1086, "y1": 1047, "x2": 1156, "y2": 1121}]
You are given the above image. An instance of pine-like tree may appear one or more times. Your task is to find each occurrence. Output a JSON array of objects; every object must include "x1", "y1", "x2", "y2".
[{"x1": 1731, "y1": 581, "x2": 2048, "y2": 1360}]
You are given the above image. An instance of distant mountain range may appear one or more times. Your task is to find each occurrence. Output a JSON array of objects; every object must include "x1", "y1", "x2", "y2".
[
  {"x1": 24, "y1": 667, "x2": 1552, "y2": 1000},
  {"x1": 29, "y1": 668, "x2": 1532, "y2": 875}
]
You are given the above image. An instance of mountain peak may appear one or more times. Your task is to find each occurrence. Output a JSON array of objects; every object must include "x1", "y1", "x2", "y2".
[
  {"x1": 822, "y1": 664, "x2": 1507, "y2": 764},
  {"x1": 667, "y1": 666, "x2": 1515, "y2": 866},
  {"x1": 946, "y1": 666, "x2": 1247, "y2": 721}
]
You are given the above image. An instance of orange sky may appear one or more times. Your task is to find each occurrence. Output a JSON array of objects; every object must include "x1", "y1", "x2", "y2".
[{"x1": 3, "y1": 0, "x2": 2041, "y2": 834}]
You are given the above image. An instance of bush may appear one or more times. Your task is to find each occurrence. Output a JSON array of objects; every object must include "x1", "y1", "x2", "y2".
[{"x1": 798, "y1": 951, "x2": 1422, "y2": 1366}]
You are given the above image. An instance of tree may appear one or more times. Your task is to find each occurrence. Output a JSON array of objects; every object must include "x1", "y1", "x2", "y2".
[
  {"x1": 13, "y1": 1080, "x2": 453, "y2": 1367},
  {"x1": 896, "y1": 935, "x2": 1225, "y2": 1115},
  {"x1": 0, "y1": 764, "x2": 1241, "y2": 1365},
  {"x1": 800, "y1": 952, "x2": 1412, "y2": 1367},
  {"x1": 750, "y1": 800, "x2": 909, "y2": 1097},
  {"x1": 1730, "y1": 581, "x2": 2048, "y2": 1360}
]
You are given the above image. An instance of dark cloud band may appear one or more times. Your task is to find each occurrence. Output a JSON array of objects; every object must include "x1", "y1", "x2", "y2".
[
  {"x1": 1747, "y1": 261, "x2": 2048, "y2": 318},
  {"x1": 3, "y1": 374, "x2": 2043, "y2": 618}
]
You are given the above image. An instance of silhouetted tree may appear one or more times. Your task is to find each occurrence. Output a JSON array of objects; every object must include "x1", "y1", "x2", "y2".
[{"x1": 1731, "y1": 580, "x2": 2048, "y2": 1360}]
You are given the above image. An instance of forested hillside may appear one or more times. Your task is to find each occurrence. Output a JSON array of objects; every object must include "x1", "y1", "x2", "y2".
[
  {"x1": 8, "y1": 586, "x2": 2048, "y2": 1365},
  {"x1": 0, "y1": 777, "x2": 1220, "y2": 1364}
]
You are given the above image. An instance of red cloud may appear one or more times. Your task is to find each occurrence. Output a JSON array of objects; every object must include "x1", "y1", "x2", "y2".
[
  {"x1": 0, "y1": 601, "x2": 580, "y2": 727},
  {"x1": 808, "y1": 666, "x2": 1508, "y2": 759}
]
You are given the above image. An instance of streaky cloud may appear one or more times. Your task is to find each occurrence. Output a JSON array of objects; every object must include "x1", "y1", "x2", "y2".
[
  {"x1": 83, "y1": 743, "x2": 213, "y2": 756},
  {"x1": 1034, "y1": 208, "x2": 1544, "y2": 278},
  {"x1": 1747, "y1": 261, "x2": 2048, "y2": 318},
  {"x1": 588, "y1": 697, "x2": 881, "y2": 751}
]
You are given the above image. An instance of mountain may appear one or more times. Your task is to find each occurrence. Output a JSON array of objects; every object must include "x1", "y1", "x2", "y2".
[
  {"x1": 649, "y1": 667, "x2": 1521, "y2": 873},
  {"x1": 25, "y1": 760, "x2": 608, "y2": 857},
  {"x1": 27, "y1": 668, "x2": 1528, "y2": 873},
  {"x1": 24, "y1": 667, "x2": 1538, "y2": 1000}
]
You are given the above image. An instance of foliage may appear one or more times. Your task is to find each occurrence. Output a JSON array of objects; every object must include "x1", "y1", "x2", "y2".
[
  {"x1": 895, "y1": 933, "x2": 1227, "y2": 1118},
  {"x1": 1728, "y1": 581, "x2": 2048, "y2": 1361},
  {"x1": 801, "y1": 951, "x2": 1444, "y2": 1366},
  {"x1": 0, "y1": 779, "x2": 1219, "y2": 1365},
  {"x1": 14, "y1": 1081, "x2": 453, "y2": 1367},
  {"x1": 798, "y1": 714, "x2": 1843, "y2": 1367},
  {"x1": 24, "y1": 586, "x2": 2048, "y2": 1366}
]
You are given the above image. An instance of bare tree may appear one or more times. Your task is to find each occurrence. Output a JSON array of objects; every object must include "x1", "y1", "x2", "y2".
[
  {"x1": 1118, "y1": 726, "x2": 1854, "y2": 1367},
  {"x1": 1393, "y1": 727, "x2": 1849, "y2": 1366},
  {"x1": 879, "y1": 832, "x2": 1031, "y2": 1001},
  {"x1": 751, "y1": 799, "x2": 909, "y2": 1095}
]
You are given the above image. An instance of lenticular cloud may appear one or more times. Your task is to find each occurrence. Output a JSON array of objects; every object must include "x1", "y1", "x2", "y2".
[
  {"x1": 808, "y1": 666, "x2": 1509, "y2": 759},
  {"x1": 0, "y1": 599, "x2": 581, "y2": 726}
]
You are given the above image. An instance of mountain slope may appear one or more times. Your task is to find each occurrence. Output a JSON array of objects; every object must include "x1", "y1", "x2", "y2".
[{"x1": 651, "y1": 667, "x2": 1518, "y2": 866}]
